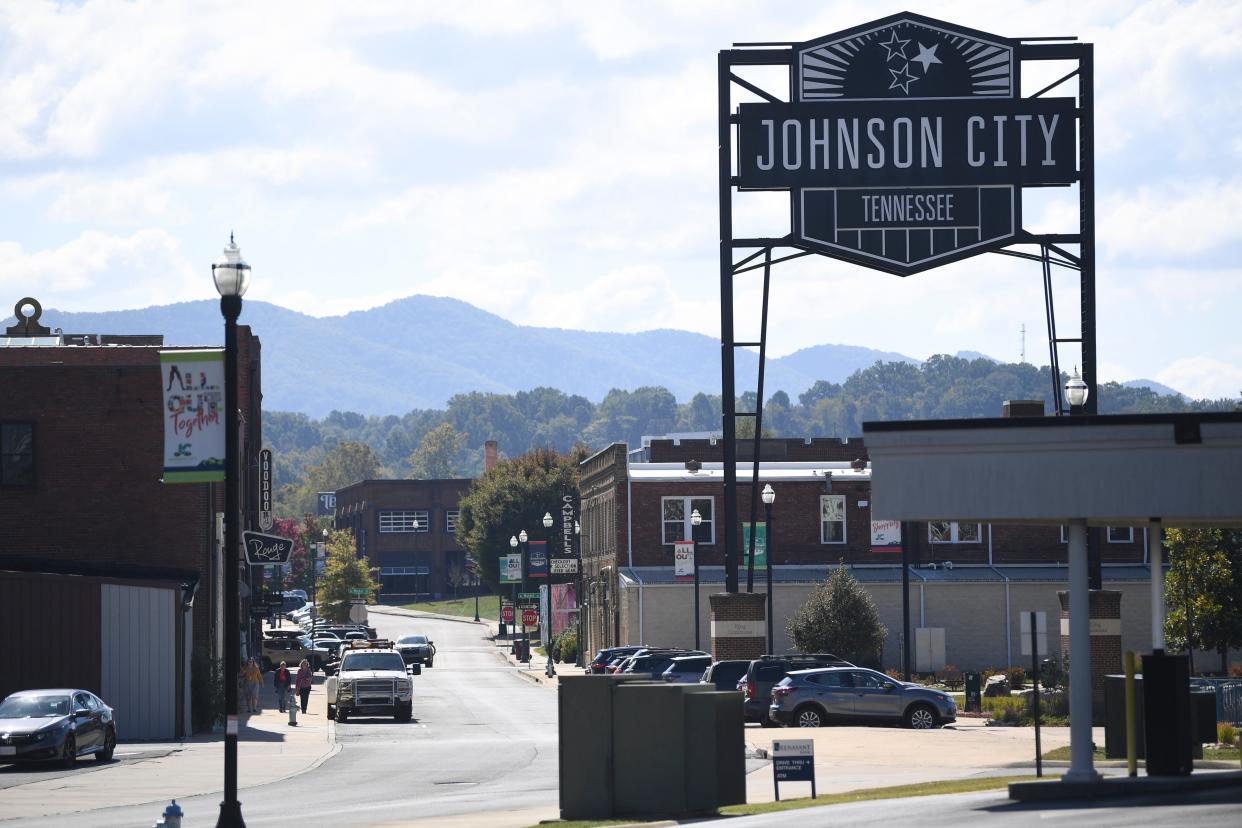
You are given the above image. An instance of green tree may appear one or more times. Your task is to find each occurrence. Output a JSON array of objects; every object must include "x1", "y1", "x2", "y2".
[
  {"x1": 316, "y1": 528, "x2": 380, "y2": 623},
  {"x1": 787, "y1": 564, "x2": 887, "y2": 668},
  {"x1": 408, "y1": 422, "x2": 467, "y2": 479},
  {"x1": 458, "y1": 447, "x2": 583, "y2": 592},
  {"x1": 1164, "y1": 528, "x2": 1242, "y2": 674}
]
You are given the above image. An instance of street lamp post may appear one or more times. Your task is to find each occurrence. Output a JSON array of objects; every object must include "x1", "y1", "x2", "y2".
[
  {"x1": 472, "y1": 556, "x2": 480, "y2": 622},
  {"x1": 213, "y1": 235, "x2": 250, "y2": 828},
  {"x1": 509, "y1": 535, "x2": 519, "y2": 653},
  {"x1": 542, "y1": 511, "x2": 555, "y2": 677},
  {"x1": 761, "y1": 484, "x2": 776, "y2": 656},
  {"x1": 1065, "y1": 369, "x2": 1102, "y2": 590},
  {"x1": 574, "y1": 519, "x2": 584, "y2": 668},
  {"x1": 690, "y1": 508, "x2": 703, "y2": 650},
  {"x1": 518, "y1": 529, "x2": 529, "y2": 663}
]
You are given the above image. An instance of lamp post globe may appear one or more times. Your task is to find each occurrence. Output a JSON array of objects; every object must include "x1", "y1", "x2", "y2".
[
  {"x1": 510, "y1": 535, "x2": 518, "y2": 549},
  {"x1": 214, "y1": 236, "x2": 249, "y2": 828},
  {"x1": 518, "y1": 529, "x2": 528, "y2": 544},
  {"x1": 1065, "y1": 367, "x2": 1089, "y2": 414},
  {"x1": 542, "y1": 512, "x2": 553, "y2": 529}
]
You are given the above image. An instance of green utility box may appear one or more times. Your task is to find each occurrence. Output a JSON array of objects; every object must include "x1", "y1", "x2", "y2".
[{"x1": 558, "y1": 675, "x2": 745, "y2": 821}]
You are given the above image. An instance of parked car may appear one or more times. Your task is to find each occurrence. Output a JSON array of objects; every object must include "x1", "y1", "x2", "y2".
[
  {"x1": 394, "y1": 634, "x2": 436, "y2": 668},
  {"x1": 588, "y1": 646, "x2": 648, "y2": 674},
  {"x1": 742, "y1": 653, "x2": 853, "y2": 725},
  {"x1": 260, "y1": 634, "x2": 331, "y2": 672},
  {"x1": 325, "y1": 641, "x2": 413, "y2": 723},
  {"x1": 768, "y1": 667, "x2": 957, "y2": 729},
  {"x1": 622, "y1": 650, "x2": 707, "y2": 680},
  {"x1": 0, "y1": 689, "x2": 116, "y2": 767},
  {"x1": 662, "y1": 654, "x2": 712, "y2": 683},
  {"x1": 701, "y1": 659, "x2": 751, "y2": 692}
]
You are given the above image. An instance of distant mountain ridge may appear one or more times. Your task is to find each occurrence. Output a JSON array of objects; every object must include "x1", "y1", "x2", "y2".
[{"x1": 2, "y1": 295, "x2": 1179, "y2": 416}]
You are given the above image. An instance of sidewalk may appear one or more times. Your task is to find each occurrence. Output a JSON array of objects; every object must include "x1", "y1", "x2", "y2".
[{"x1": 0, "y1": 675, "x2": 338, "y2": 821}]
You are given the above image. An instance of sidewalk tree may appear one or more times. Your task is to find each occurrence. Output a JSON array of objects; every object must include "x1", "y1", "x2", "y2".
[
  {"x1": 787, "y1": 563, "x2": 887, "y2": 668},
  {"x1": 447, "y1": 561, "x2": 466, "y2": 599},
  {"x1": 457, "y1": 447, "x2": 583, "y2": 593},
  {"x1": 1164, "y1": 528, "x2": 1242, "y2": 674},
  {"x1": 317, "y1": 528, "x2": 380, "y2": 623}
]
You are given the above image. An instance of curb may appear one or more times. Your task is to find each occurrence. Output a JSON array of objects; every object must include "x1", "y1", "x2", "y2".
[{"x1": 367, "y1": 605, "x2": 494, "y2": 627}]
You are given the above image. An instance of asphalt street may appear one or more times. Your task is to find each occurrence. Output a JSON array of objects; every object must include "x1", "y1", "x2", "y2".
[{"x1": 0, "y1": 612, "x2": 558, "y2": 827}]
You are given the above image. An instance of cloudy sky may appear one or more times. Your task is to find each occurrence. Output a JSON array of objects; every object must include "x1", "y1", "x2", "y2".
[{"x1": 2, "y1": 1, "x2": 1239, "y2": 400}]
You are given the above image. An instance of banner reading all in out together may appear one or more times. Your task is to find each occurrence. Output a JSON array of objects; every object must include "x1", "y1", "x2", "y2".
[{"x1": 160, "y1": 349, "x2": 225, "y2": 483}]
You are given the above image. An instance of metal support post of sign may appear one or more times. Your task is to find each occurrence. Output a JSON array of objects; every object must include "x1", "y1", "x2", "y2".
[
  {"x1": 1031, "y1": 610, "x2": 1043, "y2": 778},
  {"x1": 744, "y1": 248, "x2": 773, "y2": 595},
  {"x1": 717, "y1": 49, "x2": 740, "y2": 596},
  {"x1": 901, "y1": 522, "x2": 912, "y2": 682}
]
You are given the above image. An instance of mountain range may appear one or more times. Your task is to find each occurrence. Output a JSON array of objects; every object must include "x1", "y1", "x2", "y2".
[{"x1": 4, "y1": 296, "x2": 1178, "y2": 417}]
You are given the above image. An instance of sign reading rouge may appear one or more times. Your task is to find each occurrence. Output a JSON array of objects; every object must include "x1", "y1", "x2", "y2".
[
  {"x1": 735, "y1": 13, "x2": 1080, "y2": 275},
  {"x1": 242, "y1": 531, "x2": 294, "y2": 565}
]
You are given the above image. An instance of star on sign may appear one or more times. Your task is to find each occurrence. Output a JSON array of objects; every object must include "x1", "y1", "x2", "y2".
[
  {"x1": 888, "y1": 63, "x2": 919, "y2": 94},
  {"x1": 911, "y1": 43, "x2": 942, "y2": 72},
  {"x1": 879, "y1": 30, "x2": 910, "y2": 62}
]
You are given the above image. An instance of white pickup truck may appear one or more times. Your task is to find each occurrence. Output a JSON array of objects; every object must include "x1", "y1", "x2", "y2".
[{"x1": 325, "y1": 641, "x2": 413, "y2": 723}]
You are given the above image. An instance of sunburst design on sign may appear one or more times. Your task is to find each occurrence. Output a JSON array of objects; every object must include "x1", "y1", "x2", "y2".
[{"x1": 799, "y1": 17, "x2": 1013, "y2": 101}]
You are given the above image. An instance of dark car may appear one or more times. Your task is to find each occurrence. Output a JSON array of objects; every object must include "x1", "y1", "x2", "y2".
[
  {"x1": 622, "y1": 650, "x2": 707, "y2": 680},
  {"x1": 588, "y1": 646, "x2": 647, "y2": 674},
  {"x1": 395, "y1": 634, "x2": 436, "y2": 668},
  {"x1": 768, "y1": 667, "x2": 957, "y2": 729},
  {"x1": 701, "y1": 659, "x2": 750, "y2": 692},
  {"x1": 0, "y1": 689, "x2": 116, "y2": 767},
  {"x1": 742, "y1": 654, "x2": 853, "y2": 725}
]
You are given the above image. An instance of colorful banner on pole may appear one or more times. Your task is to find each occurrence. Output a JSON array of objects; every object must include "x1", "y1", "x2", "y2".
[
  {"x1": 870, "y1": 520, "x2": 902, "y2": 553},
  {"x1": 551, "y1": 582, "x2": 578, "y2": 638},
  {"x1": 742, "y1": 522, "x2": 767, "y2": 571},
  {"x1": 527, "y1": 540, "x2": 548, "y2": 579},
  {"x1": 500, "y1": 554, "x2": 522, "y2": 584},
  {"x1": 160, "y1": 349, "x2": 225, "y2": 483},
  {"x1": 674, "y1": 540, "x2": 695, "y2": 580}
]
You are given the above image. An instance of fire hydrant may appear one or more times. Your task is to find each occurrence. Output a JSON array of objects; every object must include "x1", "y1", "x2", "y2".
[
  {"x1": 288, "y1": 689, "x2": 298, "y2": 726},
  {"x1": 154, "y1": 799, "x2": 183, "y2": 827}
]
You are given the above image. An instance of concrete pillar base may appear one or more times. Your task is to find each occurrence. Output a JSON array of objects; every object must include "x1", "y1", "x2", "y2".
[
  {"x1": 1058, "y1": 589, "x2": 1122, "y2": 725},
  {"x1": 708, "y1": 592, "x2": 767, "y2": 661}
]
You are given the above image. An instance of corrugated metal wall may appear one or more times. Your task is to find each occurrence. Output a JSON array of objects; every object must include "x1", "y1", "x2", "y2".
[
  {"x1": 101, "y1": 584, "x2": 176, "y2": 740},
  {"x1": 0, "y1": 572, "x2": 101, "y2": 701}
]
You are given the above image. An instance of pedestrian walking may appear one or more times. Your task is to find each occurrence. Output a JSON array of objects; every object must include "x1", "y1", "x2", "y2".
[
  {"x1": 273, "y1": 661, "x2": 292, "y2": 713},
  {"x1": 243, "y1": 658, "x2": 263, "y2": 713},
  {"x1": 296, "y1": 659, "x2": 313, "y2": 714}
]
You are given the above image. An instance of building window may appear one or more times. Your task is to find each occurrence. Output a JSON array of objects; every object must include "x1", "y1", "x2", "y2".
[
  {"x1": 662, "y1": 496, "x2": 714, "y2": 545},
  {"x1": 445, "y1": 509, "x2": 460, "y2": 534},
  {"x1": 1, "y1": 423, "x2": 33, "y2": 486},
  {"x1": 1107, "y1": 526, "x2": 1133, "y2": 543},
  {"x1": 820, "y1": 495, "x2": 846, "y2": 543},
  {"x1": 379, "y1": 509, "x2": 429, "y2": 533},
  {"x1": 929, "y1": 521, "x2": 981, "y2": 543}
]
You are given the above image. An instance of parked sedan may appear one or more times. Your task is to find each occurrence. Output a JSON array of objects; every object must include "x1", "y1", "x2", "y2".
[
  {"x1": 0, "y1": 689, "x2": 116, "y2": 767},
  {"x1": 768, "y1": 667, "x2": 957, "y2": 729},
  {"x1": 662, "y1": 655, "x2": 712, "y2": 683}
]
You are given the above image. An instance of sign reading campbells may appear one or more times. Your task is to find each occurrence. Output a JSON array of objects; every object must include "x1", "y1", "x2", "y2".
[{"x1": 736, "y1": 13, "x2": 1079, "y2": 275}]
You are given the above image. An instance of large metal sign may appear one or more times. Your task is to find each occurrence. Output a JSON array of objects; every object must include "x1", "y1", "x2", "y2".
[
  {"x1": 242, "y1": 530, "x2": 294, "y2": 565},
  {"x1": 258, "y1": 448, "x2": 273, "y2": 530},
  {"x1": 736, "y1": 14, "x2": 1078, "y2": 275}
]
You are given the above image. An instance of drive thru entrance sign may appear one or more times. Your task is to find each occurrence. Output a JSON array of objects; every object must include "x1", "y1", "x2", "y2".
[{"x1": 771, "y1": 739, "x2": 815, "y2": 801}]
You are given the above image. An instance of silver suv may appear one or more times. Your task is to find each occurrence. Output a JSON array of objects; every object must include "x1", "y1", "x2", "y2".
[{"x1": 768, "y1": 667, "x2": 956, "y2": 730}]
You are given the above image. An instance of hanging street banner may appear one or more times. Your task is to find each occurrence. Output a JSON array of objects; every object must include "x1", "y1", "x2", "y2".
[
  {"x1": 742, "y1": 522, "x2": 768, "y2": 571},
  {"x1": 159, "y1": 350, "x2": 225, "y2": 483},
  {"x1": 258, "y1": 448, "x2": 274, "y2": 530},
  {"x1": 870, "y1": 519, "x2": 902, "y2": 553},
  {"x1": 242, "y1": 531, "x2": 295, "y2": 566},
  {"x1": 500, "y1": 554, "x2": 522, "y2": 584},
  {"x1": 316, "y1": 491, "x2": 336, "y2": 516},
  {"x1": 734, "y1": 13, "x2": 1080, "y2": 275},
  {"x1": 674, "y1": 540, "x2": 695, "y2": 581},
  {"x1": 527, "y1": 540, "x2": 549, "y2": 579}
]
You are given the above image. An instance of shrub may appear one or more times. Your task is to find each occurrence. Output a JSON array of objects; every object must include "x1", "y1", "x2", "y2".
[
  {"x1": 786, "y1": 563, "x2": 887, "y2": 668},
  {"x1": 940, "y1": 664, "x2": 963, "y2": 690},
  {"x1": 884, "y1": 668, "x2": 905, "y2": 681},
  {"x1": 556, "y1": 631, "x2": 578, "y2": 664},
  {"x1": 1230, "y1": 663, "x2": 1242, "y2": 678},
  {"x1": 1219, "y1": 722, "x2": 1237, "y2": 747},
  {"x1": 1006, "y1": 666, "x2": 1027, "y2": 690}
]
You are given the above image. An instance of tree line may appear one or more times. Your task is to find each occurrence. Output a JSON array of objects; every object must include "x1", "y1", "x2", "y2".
[{"x1": 267, "y1": 355, "x2": 1236, "y2": 518}]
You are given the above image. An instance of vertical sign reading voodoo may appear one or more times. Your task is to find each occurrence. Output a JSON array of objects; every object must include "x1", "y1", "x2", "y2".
[
  {"x1": 735, "y1": 13, "x2": 1079, "y2": 274},
  {"x1": 160, "y1": 349, "x2": 225, "y2": 483}
]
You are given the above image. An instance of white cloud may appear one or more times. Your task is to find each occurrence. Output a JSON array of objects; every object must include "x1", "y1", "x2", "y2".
[{"x1": 1155, "y1": 356, "x2": 1242, "y2": 402}]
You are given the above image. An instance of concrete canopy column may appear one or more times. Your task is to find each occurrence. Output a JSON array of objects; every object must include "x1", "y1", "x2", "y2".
[
  {"x1": 708, "y1": 592, "x2": 767, "y2": 661},
  {"x1": 1149, "y1": 519, "x2": 1165, "y2": 650}
]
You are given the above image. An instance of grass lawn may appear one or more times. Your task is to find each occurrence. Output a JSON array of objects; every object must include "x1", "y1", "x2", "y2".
[
  {"x1": 1041, "y1": 745, "x2": 1240, "y2": 762},
  {"x1": 400, "y1": 595, "x2": 499, "y2": 619},
  {"x1": 539, "y1": 775, "x2": 1044, "y2": 826}
]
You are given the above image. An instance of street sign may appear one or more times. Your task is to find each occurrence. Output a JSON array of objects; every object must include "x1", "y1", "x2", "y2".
[
  {"x1": 501, "y1": 605, "x2": 514, "y2": 623},
  {"x1": 674, "y1": 541, "x2": 695, "y2": 580},
  {"x1": 521, "y1": 608, "x2": 538, "y2": 626},
  {"x1": 527, "y1": 540, "x2": 548, "y2": 579},
  {"x1": 742, "y1": 522, "x2": 767, "y2": 571},
  {"x1": 550, "y1": 557, "x2": 578, "y2": 575},
  {"x1": 249, "y1": 606, "x2": 269, "y2": 619},
  {"x1": 500, "y1": 554, "x2": 522, "y2": 584},
  {"x1": 734, "y1": 13, "x2": 1079, "y2": 276},
  {"x1": 349, "y1": 587, "x2": 370, "y2": 596},
  {"x1": 772, "y1": 739, "x2": 816, "y2": 801},
  {"x1": 242, "y1": 531, "x2": 294, "y2": 565},
  {"x1": 1020, "y1": 610, "x2": 1047, "y2": 657},
  {"x1": 518, "y1": 591, "x2": 540, "y2": 601},
  {"x1": 349, "y1": 603, "x2": 367, "y2": 623},
  {"x1": 559, "y1": 488, "x2": 578, "y2": 559},
  {"x1": 258, "y1": 448, "x2": 273, "y2": 530},
  {"x1": 265, "y1": 593, "x2": 284, "y2": 608}
]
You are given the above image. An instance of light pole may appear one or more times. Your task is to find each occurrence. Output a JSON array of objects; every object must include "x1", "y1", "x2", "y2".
[
  {"x1": 213, "y1": 235, "x2": 249, "y2": 828},
  {"x1": 509, "y1": 535, "x2": 519, "y2": 652},
  {"x1": 313, "y1": 527, "x2": 327, "y2": 625},
  {"x1": 690, "y1": 508, "x2": 703, "y2": 650},
  {"x1": 471, "y1": 556, "x2": 480, "y2": 622},
  {"x1": 761, "y1": 484, "x2": 776, "y2": 656},
  {"x1": 574, "y1": 519, "x2": 584, "y2": 668},
  {"x1": 542, "y1": 511, "x2": 556, "y2": 677},
  {"x1": 1065, "y1": 369, "x2": 1102, "y2": 591},
  {"x1": 519, "y1": 528, "x2": 529, "y2": 663}
]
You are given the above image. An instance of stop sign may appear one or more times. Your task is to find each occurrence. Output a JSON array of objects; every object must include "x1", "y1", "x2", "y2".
[
  {"x1": 521, "y1": 608, "x2": 538, "y2": 626},
  {"x1": 501, "y1": 605, "x2": 514, "y2": 623}
]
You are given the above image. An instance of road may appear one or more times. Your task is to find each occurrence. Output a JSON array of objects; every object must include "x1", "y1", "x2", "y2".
[{"x1": 0, "y1": 611, "x2": 558, "y2": 827}]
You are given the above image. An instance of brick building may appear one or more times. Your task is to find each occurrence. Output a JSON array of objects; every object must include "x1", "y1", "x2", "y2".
[
  {"x1": 579, "y1": 436, "x2": 1154, "y2": 670},
  {"x1": 0, "y1": 301, "x2": 263, "y2": 737}
]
